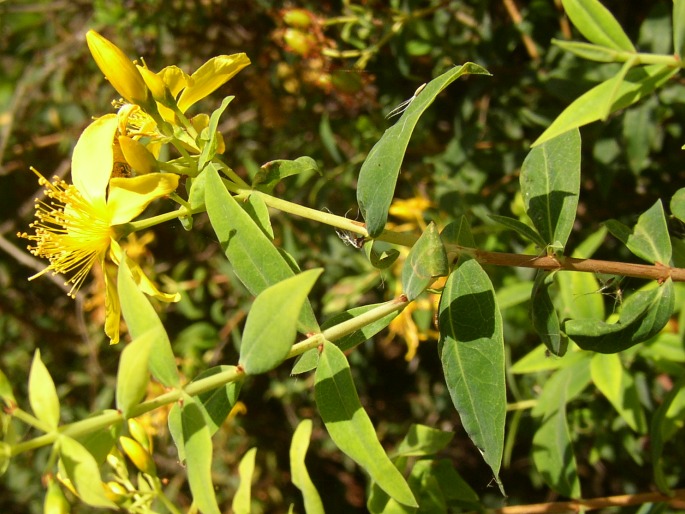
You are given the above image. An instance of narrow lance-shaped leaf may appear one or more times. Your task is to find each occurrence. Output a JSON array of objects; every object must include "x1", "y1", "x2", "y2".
[
  {"x1": 192, "y1": 365, "x2": 242, "y2": 435},
  {"x1": 315, "y1": 342, "x2": 417, "y2": 507},
  {"x1": 401, "y1": 222, "x2": 448, "y2": 301},
  {"x1": 28, "y1": 349, "x2": 60, "y2": 430},
  {"x1": 605, "y1": 199, "x2": 672, "y2": 264},
  {"x1": 118, "y1": 258, "x2": 180, "y2": 388},
  {"x1": 674, "y1": 0, "x2": 685, "y2": 58},
  {"x1": 531, "y1": 271, "x2": 568, "y2": 356},
  {"x1": 488, "y1": 214, "x2": 548, "y2": 249},
  {"x1": 357, "y1": 63, "x2": 490, "y2": 237},
  {"x1": 116, "y1": 329, "x2": 154, "y2": 418},
  {"x1": 232, "y1": 448, "x2": 257, "y2": 514},
  {"x1": 240, "y1": 269, "x2": 322, "y2": 375},
  {"x1": 204, "y1": 164, "x2": 319, "y2": 333},
  {"x1": 290, "y1": 420, "x2": 325, "y2": 514},
  {"x1": 58, "y1": 435, "x2": 117, "y2": 509},
  {"x1": 521, "y1": 129, "x2": 580, "y2": 251},
  {"x1": 198, "y1": 95, "x2": 233, "y2": 171},
  {"x1": 438, "y1": 259, "x2": 505, "y2": 494},
  {"x1": 253, "y1": 156, "x2": 321, "y2": 191},
  {"x1": 182, "y1": 397, "x2": 221, "y2": 514},
  {"x1": 561, "y1": 0, "x2": 636, "y2": 52},
  {"x1": 590, "y1": 353, "x2": 647, "y2": 433},
  {"x1": 533, "y1": 64, "x2": 678, "y2": 147},
  {"x1": 532, "y1": 393, "x2": 581, "y2": 498},
  {"x1": 565, "y1": 280, "x2": 675, "y2": 353}
]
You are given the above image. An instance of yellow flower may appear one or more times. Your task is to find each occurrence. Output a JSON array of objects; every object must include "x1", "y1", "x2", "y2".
[
  {"x1": 86, "y1": 30, "x2": 149, "y2": 107},
  {"x1": 19, "y1": 114, "x2": 180, "y2": 343}
]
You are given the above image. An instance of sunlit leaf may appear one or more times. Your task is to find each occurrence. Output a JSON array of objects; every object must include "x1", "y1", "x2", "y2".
[
  {"x1": 401, "y1": 222, "x2": 448, "y2": 301},
  {"x1": 232, "y1": 447, "x2": 257, "y2": 514},
  {"x1": 253, "y1": 156, "x2": 320, "y2": 191},
  {"x1": 116, "y1": 329, "x2": 154, "y2": 418},
  {"x1": 357, "y1": 63, "x2": 490, "y2": 237},
  {"x1": 59, "y1": 435, "x2": 117, "y2": 508},
  {"x1": 393, "y1": 424, "x2": 454, "y2": 457},
  {"x1": 590, "y1": 353, "x2": 647, "y2": 433},
  {"x1": 240, "y1": 269, "x2": 322, "y2": 375},
  {"x1": 315, "y1": 342, "x2": 417, "y2": 507},
  {"x1": 290, "y1": 420, "x2": 325, "y2": 514},
  {"x1": 192, "y1": 365, "x2": 242, "y2": 435},
  {"x1": 520, "y1": 129, "x2": 580, "y2": 250},
  {"x1": 605, "y1": 200, "x2": 672, "y2": 264},
  {"x1": 531, "y1": 271, "x2": 567, "y2": 356},
  {"x1": 561, "y1": 0, "x2": 636, "y2": 51},
  {"x1": 28, "y1": 349, "x2": 59, "y2": 430},
  {"x1": 182, "y1": 398, "x2": 220, "y2": 514},
  {"x1": 118, "y1": 258, "x2": 180, "y2": 388},
  {"x1": 205, "y1": 164, "x2": 319, "y2": 333}
]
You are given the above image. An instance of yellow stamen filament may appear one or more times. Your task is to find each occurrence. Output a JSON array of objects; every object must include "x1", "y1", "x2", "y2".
[{"x1": 18, "y1": 171, "x2": 112, "y2": 297}]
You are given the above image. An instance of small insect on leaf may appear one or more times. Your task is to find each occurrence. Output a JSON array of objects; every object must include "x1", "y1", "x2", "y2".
[
  {"x1": 335, "y1": 228, "x2": 365, "y2": 249},
  {"x1": 386, "y1": 83, "x2": 427, "y2": 119}
]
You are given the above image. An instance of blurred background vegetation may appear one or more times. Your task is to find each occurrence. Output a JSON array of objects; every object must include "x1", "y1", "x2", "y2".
[{"x1": 1, "y1": 0, "x2": 684, "y2": 512}]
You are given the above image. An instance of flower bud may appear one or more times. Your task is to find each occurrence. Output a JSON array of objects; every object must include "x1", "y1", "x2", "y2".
[
  {"x1": 44, "y1": 477, "x2": 70, "y2": 514},
  {"x1": 86, "y1": 30, "x2": 149, "y2": 106},
  {"x1": 282, "y1": 8, "x2": 314, "y2": 29},
  {"x1": 137, "y1": 65, "x2": 175, "y2": 107},
  {"x1": 127, "y1": 417, "x2": 153, "y2": 452},
  {"x1": 103, "y1": 481, "x2": 128, "y2": 504},
  {"x1": 118, "y1": 136, "x2": 159, "y2": 174},
  {"x1": 283, "y1": 28, "x2": 317, "y2": 57},
  {"x1": 120, "y1": 436, "x2": 156, "y2": 476}
]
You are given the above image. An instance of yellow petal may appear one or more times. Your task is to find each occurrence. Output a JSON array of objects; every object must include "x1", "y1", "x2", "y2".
[
  {"x1": 158, "y1": 65, "x2": 192, "y2": 98},
  {"x1": 86, "y1": 30, "x2": 148, "y2": 105},
  {"x1": 118, "y1": 136, "x2": 159, "y2": 174},
  {"x1": 107, "y1": 173, "x2": 180, "y2": 224},
  {"x1": 124, "y1": 254, "x2": 180, "y2": 303},
  {"x1": 72, "y1": 114, "x2": 118, "y2": 209},
  {"x1": 177, "y1": 53, "x2": 250, "y2": 113},
  {"x1": 136, "y1": 65, "x2": 168, "y2": 103},
  {"x1": 103, "y1": 259, "x2": 121, "y2": 344}
]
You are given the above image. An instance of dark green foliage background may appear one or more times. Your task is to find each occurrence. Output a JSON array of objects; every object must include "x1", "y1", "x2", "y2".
[{"x1": 1, "y1": 1, "x2": 683, "y2": 512}]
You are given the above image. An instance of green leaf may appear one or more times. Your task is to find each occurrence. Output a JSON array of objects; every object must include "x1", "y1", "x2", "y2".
[
  {"x1": 191, "y1": 366, "x2": 242, "y2": 435},
  {"x1": 357, "y1": 63, "x2": 490, "y2": 237},
  {"x1": 650, "y1": 372, "x2": 685, "y2": 493},
  {"x1": 590, "y1": 353, "x2": 647, "y2": 433},
  {"x1": 533, "y1": 64, "x2": 678, "y2": 147},
  {"x1": 438, "y1": 259, "x2": 505, "y2": 493},
  {"x1": 290, "y1": 420, "x2": 325, "y2": 514},
  {"x1": 511, "y1": 344, "x2": 588, "y2": 375},
  {"x1": 233, "y1": 447, "x2": 257, "y2": 514},
  {"x1": 401, "y1": 222, "x2": 448, "y2": 301},
  {"x1": 488, "y1": 214, "x2": 548, "y2": 249},
  {"x1": 168, "y1": 403, "x2": 185, "y2": 462},
  {"x1": 58, "y1": 435, "x2": 117, "y2": 508},
  {"x1": 551, "y1": 39, "x2": 622, "y2": 61},
  {"x1": 364, "y1": 241, "x2": 401, "y2": 269},
  {"x1": 622, "y1": 96, "x2": 658, "y2": 174},
  {"x1": 240, "y1": 269, "x2": 322, "y2": 375},
  {"x1": 521, "y1": 129, "x2": 580, "y2": 250},
  {"x1": 441, "y1": 216, "x2": 476, "y2": 265},
  {"x1": 205, "y1": 164, "x2": 319, "y2": 333},
  {"x1": 673, "y1": 0, "x2": 685, "y2": 58},
  {"x1": 253, "y1": 156, "x2": 320, "y2": 191},
  {"x1": 531, "y1": 271, "x2": 568, "y2": 356},
  {"x1": 118, "y1": 258, "x2": 179, "y2": 388},
  {"x1": 0, "y1": 442, "x2": 11, "y2": 477},
  {"x1": 243, "y1": 193, "x2": 274, "y2": 240},
  {"x1": 198, "y1": 95, "x2": 233, "y2": 171},
  {"x1": 561, "y1": 0, "x2": 636, "y2": 51},
  {"x1": 182, "y1": 398, "x2": 220, "y2": 514},
  {"x1": 116, "y1": 329, "x2": 154, "y2": 418},
  {"x1": 671, "y1": 188, "x2": 685, "y2": 223},
  {"x1": 29, "y1": 349, "x2": 59, "y2": 430},
  {"x1": 531, "y1": 353, "x2": 592, "y2": 419},
  {"x1": 394, "y1": 424, "x2": 454, "y2": 457},
  {"x1": 0, "y1": 369, "x2": 16, "y2": 407},
  {"x1": 532, "y1": 394, "x2": 581, "y2": 498},
  {"x1": 565, "y1": 280, "x2": 675, "y2": 353},
  {"x1": 431, "y1": 459, "x2": 480, "y2": 505},
  {"x1": 605, "y1": 200, "x2": 672, "y2": 264},
  {"x1": 292, "y1": 302, "x2": 399, "y2": 375},
  {"x1": 315, "y1": 342, "x2": 417, "y2": 507}
]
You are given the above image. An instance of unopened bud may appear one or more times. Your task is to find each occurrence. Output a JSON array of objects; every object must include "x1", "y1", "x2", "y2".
[
  {"x1": 127, "y1": 417, "x2": 153, "y2": 452},
  {"x1": 120, "y1": 436, "x2": 156, "y2": 475},
  {"x1": 44, "y1": 477, "x2": 70, "y2": 514},
  {"x1": 86, "y1": 30, "x2": 149, "y2": 106}
]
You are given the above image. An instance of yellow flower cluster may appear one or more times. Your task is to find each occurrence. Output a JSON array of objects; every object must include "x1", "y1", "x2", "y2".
[{"x1": 19, "y1": 31, "x2": 250, "y2": 343}]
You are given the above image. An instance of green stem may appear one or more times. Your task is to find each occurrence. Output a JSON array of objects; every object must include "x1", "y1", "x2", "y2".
[{"x1": 11, "y1": 408, "x2": 54, "y2": 434}]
